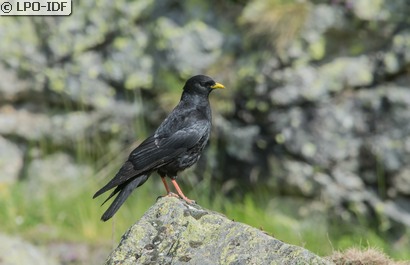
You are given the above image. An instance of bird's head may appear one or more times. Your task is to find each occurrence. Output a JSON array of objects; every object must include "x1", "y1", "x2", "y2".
[{"x1": 182, "y1": 75, "x2": 225, "y2": 97}]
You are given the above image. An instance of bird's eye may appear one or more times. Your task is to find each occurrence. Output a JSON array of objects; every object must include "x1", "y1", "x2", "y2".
[{"x1": 203, "y1": 81, "x2": 214, "y2": 87}]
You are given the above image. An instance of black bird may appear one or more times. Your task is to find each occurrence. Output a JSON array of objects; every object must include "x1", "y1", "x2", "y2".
[{"x1": 93, "y1": 75, "x2": 225, "y2": 221}]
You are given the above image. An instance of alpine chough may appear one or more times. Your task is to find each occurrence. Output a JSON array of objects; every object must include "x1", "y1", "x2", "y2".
[{"x1": 93, "y1": 75, "x2": 225, "y2": 221}]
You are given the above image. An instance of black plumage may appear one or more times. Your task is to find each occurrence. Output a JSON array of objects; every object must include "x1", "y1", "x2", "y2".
[{"x1": 93, "y1": 75, "x2": 225, "y2": 221}]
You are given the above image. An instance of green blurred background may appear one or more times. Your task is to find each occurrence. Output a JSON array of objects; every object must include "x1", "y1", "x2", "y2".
[{"x1": 1, "y1": 0, "x2": 410, "y2": 264}]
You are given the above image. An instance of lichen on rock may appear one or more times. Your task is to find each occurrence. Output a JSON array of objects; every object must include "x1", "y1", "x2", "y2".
[{"x1": 105, "y1": 197, "x2": 332, "y2": 265}]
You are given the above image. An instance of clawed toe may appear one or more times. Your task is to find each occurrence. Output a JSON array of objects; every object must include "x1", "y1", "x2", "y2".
[
  {"x1": 182, "y1": 197, "x2": 196, "y2": 204},
  {"x1": 157, "y1": 192, "x2": 179, "y2": 201}
]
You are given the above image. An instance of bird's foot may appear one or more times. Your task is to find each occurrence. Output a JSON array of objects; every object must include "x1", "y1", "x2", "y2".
[
  {"x1": 169, "y1": 179, "x2": 196, "y2": 204},
  {"x1": 156, "y1": 192, "x2": 179, "y2": 201},
  {"x1": 165, "y1": 192, "x2": 196, "y2": 204},
  {"x1": 180, "y1": 196, "x2": 196, "y2": 205}
]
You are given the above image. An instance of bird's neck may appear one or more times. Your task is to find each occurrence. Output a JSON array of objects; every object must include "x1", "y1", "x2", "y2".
[{"x1": 180, "y1": 92, "x2": 210, "y2": 108}]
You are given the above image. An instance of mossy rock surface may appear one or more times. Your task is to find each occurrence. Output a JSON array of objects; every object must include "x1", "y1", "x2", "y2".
[{"x1": 105, "y1": 197, "x2": 333, "y2": 265}]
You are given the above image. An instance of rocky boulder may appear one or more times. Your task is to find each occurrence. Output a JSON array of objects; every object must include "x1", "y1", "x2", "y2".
[
  {"x1": 0, "y1": 234, "x2": 58, "y2": 265},
  {"x1": 0, "y1": 136, "x2": 23, "y2": 185},
  {"x1": 104, "y1": 197, "x2": 332, "y2": 265}
]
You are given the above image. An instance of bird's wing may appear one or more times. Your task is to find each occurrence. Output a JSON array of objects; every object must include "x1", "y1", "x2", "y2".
[
  {"x1": 93, "y1": 120, "x2": 209, "y2": 198},
  {"x1": 131, "y1": 119, "x2": 210, "y2": 170}
]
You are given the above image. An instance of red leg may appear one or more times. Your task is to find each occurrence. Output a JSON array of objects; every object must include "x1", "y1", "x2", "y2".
[
  {"x1": 171, "y1": 179, "x2": 195, "y2": 204},
  {"x1": 161, "y1": 176, "x2": 171, "y2": 194},
  {"x1": 161, "y1": 176, "x2": 178, "y2": 198}
]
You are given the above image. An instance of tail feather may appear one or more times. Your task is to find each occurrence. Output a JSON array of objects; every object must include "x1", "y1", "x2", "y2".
[
  {"x1": 93, "y1": 161, "x2": 138, "y2": 199},
  {"x1": 101, "y1": 186, "x2": 122, "y2": 206},
  {"x1": 99, "y1": 174, "x2": 149, "y2": 221}
]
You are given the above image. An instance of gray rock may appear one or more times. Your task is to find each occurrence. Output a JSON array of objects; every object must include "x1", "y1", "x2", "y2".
[
  {"x1": 0, "y1": 102, "x2": 141, "y2": 146},
  {"x1": 46, "y1": 52, "x2": 117, "y2": 109},
  {"x1": 0, "y1": 102, "x2": 144, "y2": 160},
  {"x1": 46, "y1": 242, "x2": 109, "y2": 265},
  {"x1": 105, "y1": 197, "x2": 332, "y2": 265},
  {"x1": 331, "y1": 165, "x2": 364, "y2": 191},
  {"x1": 49, "y1": 111, "x2": 100, "y2": 145},
  {"x1": 357, "y1": 86, "x2": 410, "y2": 174},
  {"x1": 103, "y1": 29, "x2": 153, "y2": 89},
  {"x1": 0, "y1": 64, "x2": 30, "y2": 102},
  {"x1": 0, "y1": 105, "x2": 51, "y2": 141},
  {"x1": 0, "y1": 136, "x2": 23, "y2": 184},
  {"x1": 392, "y1": 168, "x2": 410, "y2": 196},
  {"x1": 351, "y1": 0, "x2": 386, "y2": 21},
  {"x1": 320, "y1": 56, "x2": 374, "y2": 88},
  {"x1": 270, "y1": 56, "x2": 374, "y2": 106},
  {"x1": 275, "y1": 159, "x2": 317, "y2": 197},
  {"x1": 391, "y1": 31, "x2": 410, "y2": 66},
  {"x1": 271, "y1": 66, "x2": 324, "y2": 105},
  {"x1": 382, "y1": 197, "x2": 410, "y2": 227},
  {"x1": 0, "y1": 234, "x2": 58, "y2": 265},
  {"x1": 0, "y1": 17, "x2": 46, "y2": 72},
  {"x1": 302, "y1": 4, "x2": 345, "y2": 43},
  {"x1": 154, "y1": 18, "x2": 224, "y2": 75},
  {"x1": 216, "y1": 116, "x2": 260, "y2": 162},
  {"x1": 272, "y1": 102, "x2": 362, "y2": 167},
  {"x1": 26, "y1": 152, "x2": 93, "y2": 197},
  {"x1": 367, "y1": 193, "x2": 410, "y2": 227}
]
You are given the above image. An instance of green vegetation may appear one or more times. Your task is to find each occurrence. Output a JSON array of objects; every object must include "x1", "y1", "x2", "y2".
[{"x1": 1, "y1": 174, "x2": 409, "y2": 261}]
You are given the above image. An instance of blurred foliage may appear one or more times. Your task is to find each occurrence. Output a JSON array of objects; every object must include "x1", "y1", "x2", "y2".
[
  {"x1": 1, "y1": 179, "x2": 409, "y2": 260},
  {"x1": 239, "y1": 0, "x2": 309, "y2": 51}
]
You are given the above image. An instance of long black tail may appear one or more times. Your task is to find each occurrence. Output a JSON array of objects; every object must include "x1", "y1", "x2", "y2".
[{"x1": 99, "y1": 174, "x2": 149, "y2": 221}]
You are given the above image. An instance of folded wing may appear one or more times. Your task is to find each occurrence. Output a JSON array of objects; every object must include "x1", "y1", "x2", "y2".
[{"x1": 93, "y1": 120, "x2": 209, "y2": 198}]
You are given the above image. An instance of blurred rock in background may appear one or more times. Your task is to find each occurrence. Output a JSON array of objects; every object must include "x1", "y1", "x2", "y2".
[{"x1": 1, "y1": 0, "x2": 410, "y2": 262}]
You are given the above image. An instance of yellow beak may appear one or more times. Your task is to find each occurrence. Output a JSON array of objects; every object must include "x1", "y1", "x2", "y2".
[{"x1": 211, "y1": 82, "x2": 225, "y2": 89}]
